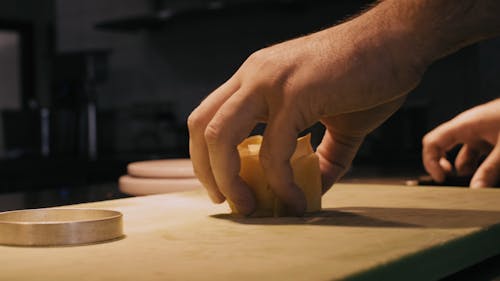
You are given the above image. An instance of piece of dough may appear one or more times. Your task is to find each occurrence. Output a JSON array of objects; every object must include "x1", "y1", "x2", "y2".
[{"x1": 230, "y1": 134, "x2": 322, "y2": 217}]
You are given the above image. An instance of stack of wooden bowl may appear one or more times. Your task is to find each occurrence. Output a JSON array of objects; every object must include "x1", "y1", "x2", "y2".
[{"x1": 119, "y1": 159, "x2": 200, "y2": 196}]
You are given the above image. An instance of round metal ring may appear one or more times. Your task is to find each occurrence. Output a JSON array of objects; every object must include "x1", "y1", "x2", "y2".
[{"x1": 0, "y1": 208, "x2": 124, "y2": 246}]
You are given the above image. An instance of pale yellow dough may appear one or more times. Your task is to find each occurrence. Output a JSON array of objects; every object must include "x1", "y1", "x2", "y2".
[{"x1": 229, "y1": 134, "x2": 322, "y2": 217}]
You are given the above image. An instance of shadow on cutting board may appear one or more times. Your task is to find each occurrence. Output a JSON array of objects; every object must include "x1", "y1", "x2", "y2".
[{"x1": 211, "y1": 207, "x2": 500, "y2": 229}]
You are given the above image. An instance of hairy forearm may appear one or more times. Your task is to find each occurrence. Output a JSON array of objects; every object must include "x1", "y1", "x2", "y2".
[
  {"x1": 375, "y1": 0, "x2": 500, "y2": 65},
  {"x1": 311, "y1": 0, "x2": 500, "y2": 107},
  {"x1": 259, "y1": 0, "x2": 500, "y2": 114}
]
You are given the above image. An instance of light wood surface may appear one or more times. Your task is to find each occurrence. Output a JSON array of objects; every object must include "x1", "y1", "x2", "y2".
[
  {"x1": 1, "y1": 183, "x2": 500, "y2": 281},
  {"x1": 127, "y1": 159, "x2": 195, "y2": 178},
  {"x1": 118, "y1": 175, "x2": 201, "y2": 196}
]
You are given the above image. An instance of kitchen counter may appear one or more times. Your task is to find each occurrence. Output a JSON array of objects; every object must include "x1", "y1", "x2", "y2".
[{"x1": 1, "y1": 183, "x2": 499, "y2": 281}]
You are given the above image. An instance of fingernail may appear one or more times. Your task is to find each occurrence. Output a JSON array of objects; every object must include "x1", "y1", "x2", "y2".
[{"x1": 470, "y1": 180, "x2": 486, "y2": 189}]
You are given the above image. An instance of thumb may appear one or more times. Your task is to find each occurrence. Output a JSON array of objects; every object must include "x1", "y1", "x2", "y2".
[
  {"x1": 317, "y1": 129, "x2": 364, "y2": 193},
  {"x1": 470, "y1": 135, "x2": 500, "y2": 188}
]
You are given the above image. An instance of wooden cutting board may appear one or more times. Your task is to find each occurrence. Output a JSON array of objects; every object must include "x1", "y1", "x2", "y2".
[
  {"x1": 1, "y1": 183, "x2": 500, "y2": 281},
  {"x1": 127, "y1": 159, "x2": 195, "y2": 178}
]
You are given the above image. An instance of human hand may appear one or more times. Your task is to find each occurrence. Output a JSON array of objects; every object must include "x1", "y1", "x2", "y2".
[
  {"x1": 188, "y1": 13, "x2": 425, "y2": 216},
  {"x1": 317, "y1": 96, "x2": 406, "y2": 193},
  {"x1": 422, "y1": 98, "x2": 500, "y2": 188},
  {"x1": 187, "y1": 0, "x2": 500, "y2": 214}
]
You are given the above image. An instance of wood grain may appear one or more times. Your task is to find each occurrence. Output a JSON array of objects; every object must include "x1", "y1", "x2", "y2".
[{"x1": 1, "y1": 183, "x2": 499, "y2": 281}]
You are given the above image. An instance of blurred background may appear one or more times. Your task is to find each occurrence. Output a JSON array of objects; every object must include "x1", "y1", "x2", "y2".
[{"x1": 0, "y1": 0, "x2": 498, "y2": 209}]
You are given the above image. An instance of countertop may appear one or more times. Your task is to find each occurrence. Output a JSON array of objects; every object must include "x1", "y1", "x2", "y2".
[{"x1": 1, "y1": 183, "x2": 499, "y2": 281}]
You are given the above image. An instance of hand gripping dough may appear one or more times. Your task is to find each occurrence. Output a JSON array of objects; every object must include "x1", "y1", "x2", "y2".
[{"x1": 229, "y1": 134, "x2": 322, "y2": 217}]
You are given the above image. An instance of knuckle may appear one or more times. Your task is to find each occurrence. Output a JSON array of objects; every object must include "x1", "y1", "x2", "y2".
[
  {"x1": 245, "y1": 49, "x2": 292, "y2": 92},
  {"x1": 246, "y1": 48, "x2": 268, "y2": 64},
  {"x1": 422, "y1": 133, "x2": 436, "y2": 147},
  {"x1": 204, "y1": 122, "x2": 224, "y2": 145},
  {"x1": 187, "y1": 112, "x2": 205, "y2": 132}
]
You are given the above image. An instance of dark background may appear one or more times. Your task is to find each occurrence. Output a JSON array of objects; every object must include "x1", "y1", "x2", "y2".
[
  {"x1": 0, "y1": 0, "x2": 498, "y2": 194},
  {"x1": 1, "y1": 2, "x2": 500, "y2": 278}
]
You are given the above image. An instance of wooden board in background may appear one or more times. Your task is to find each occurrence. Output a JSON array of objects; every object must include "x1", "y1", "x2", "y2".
[{"x1": 1, "y1": 183, "x2": 499, "y2": 281}]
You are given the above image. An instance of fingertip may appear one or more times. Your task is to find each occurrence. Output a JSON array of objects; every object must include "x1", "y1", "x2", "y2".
[
  {"x1": 321, "y1": 174, "x2": 336, "y2": 195},
  {"x1": 423, "y1": 160, "x2": 440, "y2": 182},
  {"x1": 469, "y1": 144, "x2": 500, "y2": 189},
  {"x1": 221, "y1": 178, "x2": 257, "y2": 215},
  {"x1": 422, "y1": 127, "x2": 459, "y2": 183},
  {"x1": 232, "y1": 196, "x2": 256, "y2": 216},
  {"x1": 207, "y1": 190, "x2": 226, "y2": 204},
  {"x1": 194, "y1": 174, "x2": 226, "y2": 204},
  {"x1": 439, "y1": 157, "x2": 453, "y2": 174},
  {"x1": 319, "y1": 159, "x2": 345, "y2": 194},
  {"x1": 470, "y1": 180, "x2": 487, "y2": 189},
  {"x1": 259, "y1": 137, "x2": 306, "y2": 215},
  {"x1": 316, "y1": 131, "x2": 362, "y2": 194},
  {"x1": 435, "y1": 173, "x2": 446, "y2": 184},
  {"x1": 426, "y1": 160, "x2": 446, "y2": 183}
]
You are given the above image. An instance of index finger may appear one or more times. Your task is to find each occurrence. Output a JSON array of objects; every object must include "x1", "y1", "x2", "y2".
[
  {"x1": 422, "y1": 122, "x2": 461, "y2": 182},
  {"x1": 204, "y1": 87, "x2": 266, "y2": 215},
  {"x1": 188, "y1": 79, "x2": 239, "y2": 203}
]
